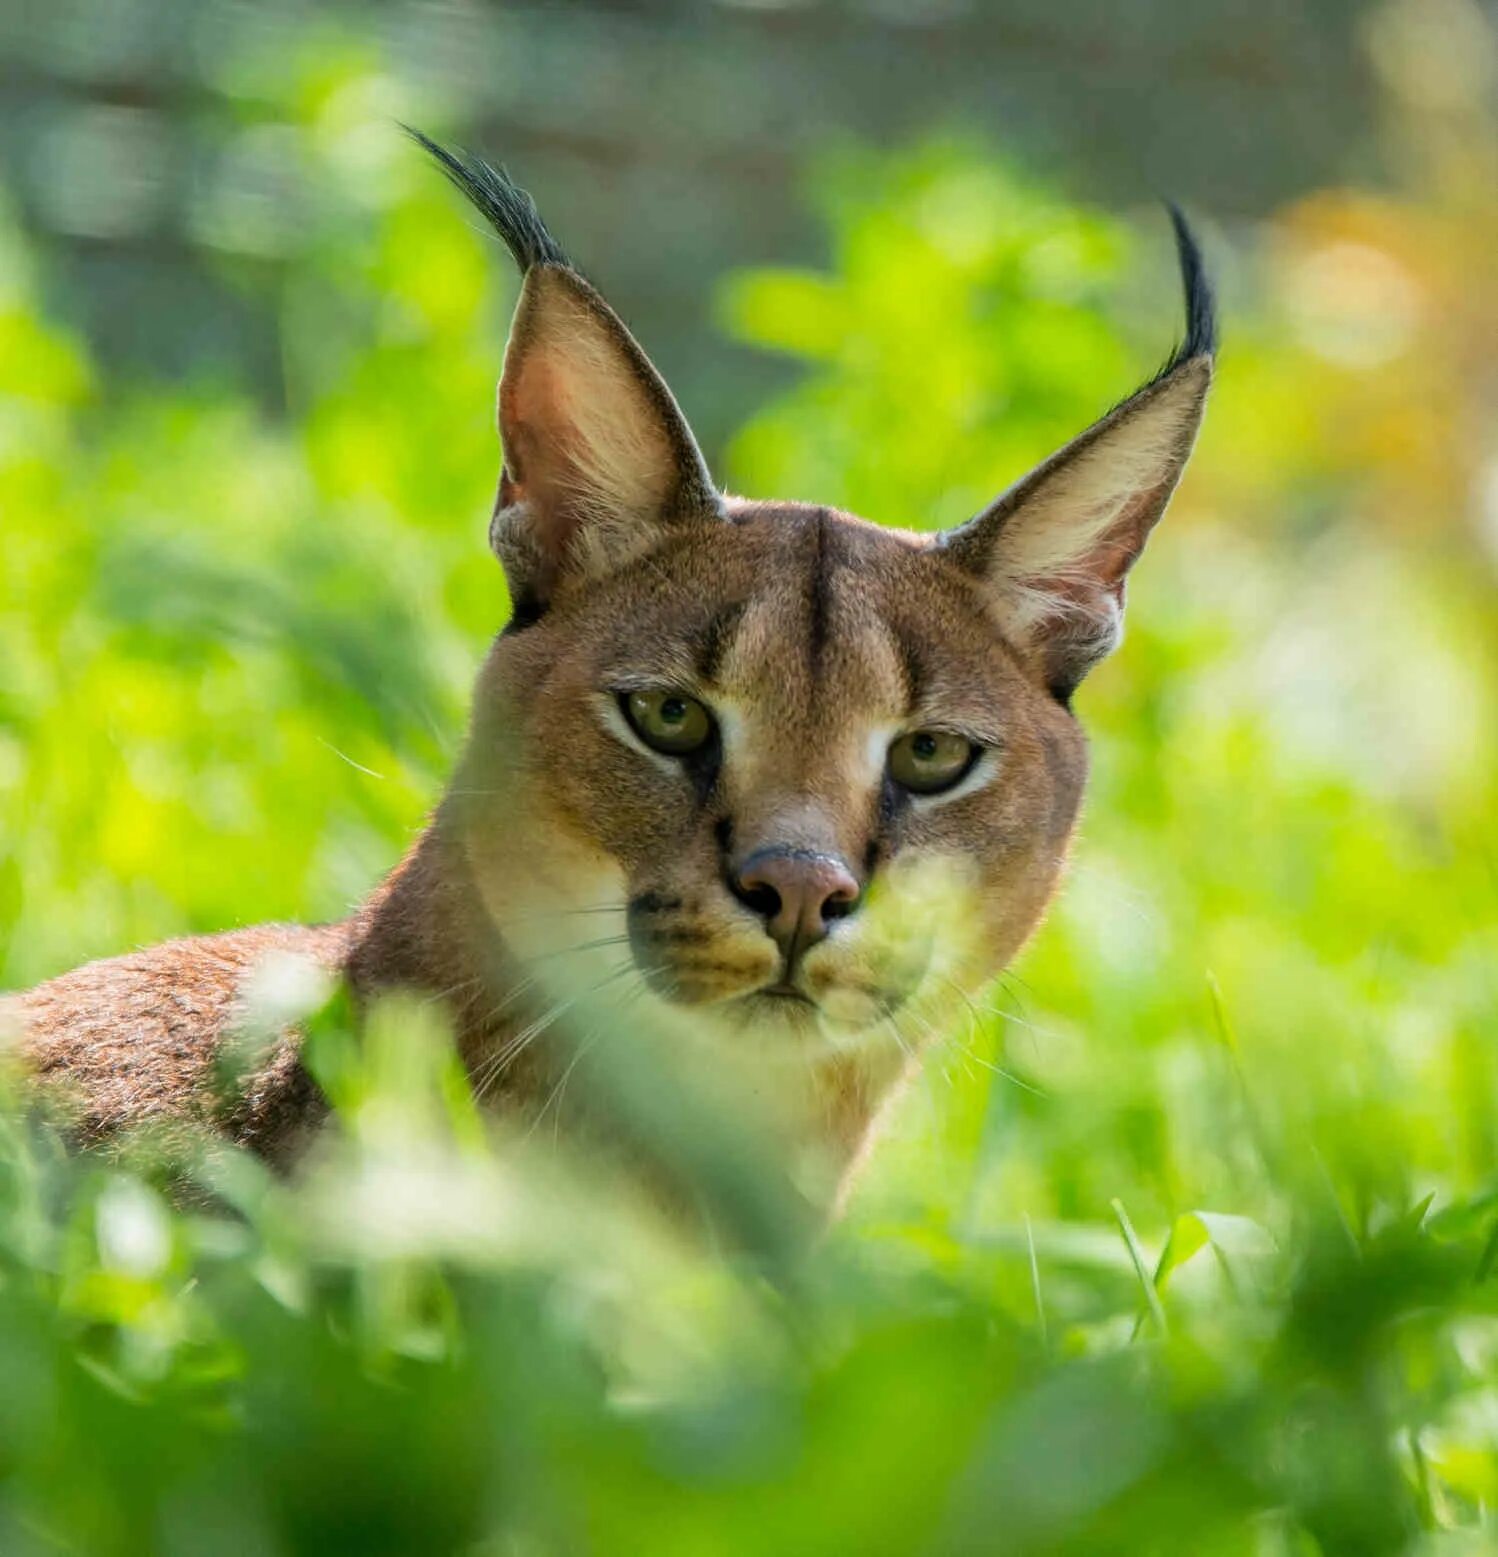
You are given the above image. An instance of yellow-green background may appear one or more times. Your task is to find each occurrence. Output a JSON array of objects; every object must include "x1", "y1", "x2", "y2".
[{"x1": 1, "y1": 2, "x2": 1497, "y2": 1551}]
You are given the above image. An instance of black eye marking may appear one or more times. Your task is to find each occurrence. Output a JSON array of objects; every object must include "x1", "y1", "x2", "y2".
[
  {"x1": 692, "y1": 601, "x2": 748, "y2": 686},
  {"x1": 683, "y1": 731, "x2": 721, "y2": 809},
  {"x1": 617, "y1": 689, "x2": 722, "y2": 806},
  {"x1": 713, "y1": 816, "x2": 734, "y2": 855},
  {"x1": 879, "y1": 774, "x2": 909, "y2": 832}
]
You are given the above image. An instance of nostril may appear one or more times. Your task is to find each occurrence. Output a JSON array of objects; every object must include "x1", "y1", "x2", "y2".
[
  {"x1": 737, "y1": 880, "x2": 782, "y2": 921},
  {"x1": 731, "y1": 847, "x2": 862, "y2": 949}
]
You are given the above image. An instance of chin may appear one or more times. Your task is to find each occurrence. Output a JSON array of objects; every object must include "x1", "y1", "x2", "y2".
[{"x1": 736, "y1": 989, "x2": 828, "y2": 1048}]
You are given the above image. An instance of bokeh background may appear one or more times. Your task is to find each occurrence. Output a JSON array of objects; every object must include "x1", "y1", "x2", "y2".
[{"x1": 2, "y1": 1, "x2": 1498, "y2": 1551}]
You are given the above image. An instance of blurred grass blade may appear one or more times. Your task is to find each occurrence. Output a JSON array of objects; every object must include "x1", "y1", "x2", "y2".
[{"x1": 1111, "y1": 1198, "x2": 1168, "y2": 1338}]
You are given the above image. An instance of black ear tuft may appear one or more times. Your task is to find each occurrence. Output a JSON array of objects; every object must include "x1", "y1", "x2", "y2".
[
  {"x1": 937, "y1": 204, "x2": 1217, "y2": 697},
  {"x1": 1158, "y1": 203, "x2": 1218, "y2": 373},
  {"x1": 403, "y1": 126, "x2": 570, "y2": 274}
]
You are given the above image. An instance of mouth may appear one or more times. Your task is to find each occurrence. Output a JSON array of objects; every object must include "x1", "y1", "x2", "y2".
[
  {"x1": 735, "y1": 978, "x2": 822, "y2": 1021},
  {"x1": 757, "y1": 982, "x2": 817, "y2": 1008}
]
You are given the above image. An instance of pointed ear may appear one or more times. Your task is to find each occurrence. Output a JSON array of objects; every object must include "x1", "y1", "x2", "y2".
[
  {"x1": 938, "y1": 209, "x2": 1216, "y2": 700},
  {"x1": 410, "y1": 130, "x2": 719, "y2": 618},
  {"x1": 493, "y1": 266, "x2": 719, "y2": 610}
]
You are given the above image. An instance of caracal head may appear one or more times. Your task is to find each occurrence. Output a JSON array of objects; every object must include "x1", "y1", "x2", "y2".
[{"x1": 414, "y1": 134, "x2": 1215, "y2": 1059}]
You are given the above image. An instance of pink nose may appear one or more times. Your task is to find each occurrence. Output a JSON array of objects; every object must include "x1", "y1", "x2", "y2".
[{"x1": 733, "y1": 848, "x2": 860, "y2": 964}]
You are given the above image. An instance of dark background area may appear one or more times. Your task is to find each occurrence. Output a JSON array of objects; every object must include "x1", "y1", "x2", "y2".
[{"x1": 0, "y1": 0, "x2": 1382, "y2": 454}]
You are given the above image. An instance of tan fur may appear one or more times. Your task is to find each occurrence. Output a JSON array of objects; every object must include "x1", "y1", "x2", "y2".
[
  {"x1": 5, "y1": 194, "x2": 1211, "y2": 1201},
  {"x1": 984, "y1": 365, "x2": 1210, "y2": 636},
  {"x1": 9, "y1": 924, "x2": 344, "y2": 1163}
]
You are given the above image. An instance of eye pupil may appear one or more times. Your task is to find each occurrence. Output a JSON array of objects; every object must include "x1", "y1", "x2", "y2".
[
  {"x1": 621, "y1": 690, "x2": 713, "y2": 757},
  {"x1": 887, "y1": 729, "x2": 980, "y2": 796}
]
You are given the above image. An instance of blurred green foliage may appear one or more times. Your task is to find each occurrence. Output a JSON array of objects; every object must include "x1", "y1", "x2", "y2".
[
  {"x1": 0, "y1": 72, "x2": 508, "y2": 984},
  {"x1": 4, "y1": 39, "x2": 1498, "y2": 1555}
]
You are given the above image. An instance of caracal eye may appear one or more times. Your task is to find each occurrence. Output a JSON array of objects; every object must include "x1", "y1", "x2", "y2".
[
  {"x1": 887, "y1": 729, "x2": 978, "y2": 795},
  {"x1": 623, "y1": 690, "x2": 714, "y2": 756}
]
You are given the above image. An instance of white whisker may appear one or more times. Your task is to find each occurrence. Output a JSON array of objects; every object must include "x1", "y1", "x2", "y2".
[{"x1": 475, "y1": 960, "x2": 637, "y2": 1100}]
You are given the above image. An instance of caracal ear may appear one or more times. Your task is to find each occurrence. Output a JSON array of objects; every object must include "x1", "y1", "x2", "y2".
[
  {"x1": 410, "y1": 130, "x2": 720, "y2": 618},
  {"x1": 938, "y1": 208, "x2": 1216, "y2": 702}
]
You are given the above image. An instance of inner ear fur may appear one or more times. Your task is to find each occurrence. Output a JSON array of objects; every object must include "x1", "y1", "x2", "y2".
[
  {"x1": 494, "y1": 266, "x2": 720, "y2": 610},
  {"x1": 407, "y1": 130, "x2": 719, "y2": 618},
  {"x1": 939, "y1": 211, "x2": 1216, "y2": 699}
]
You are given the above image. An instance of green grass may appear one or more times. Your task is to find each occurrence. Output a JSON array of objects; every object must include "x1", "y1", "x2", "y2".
[{"x1": 2, "y1": 76, "x2": 1497, "y2": 1554}]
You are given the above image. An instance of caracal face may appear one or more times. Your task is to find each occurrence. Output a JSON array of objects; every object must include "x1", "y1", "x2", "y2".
[
  {"x1": 415, "y1": 140, "x2": 1215, "y2": 1061},
  {"x1": 456, "y1": 500, "x2": 1087, "y2": 1056}
]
